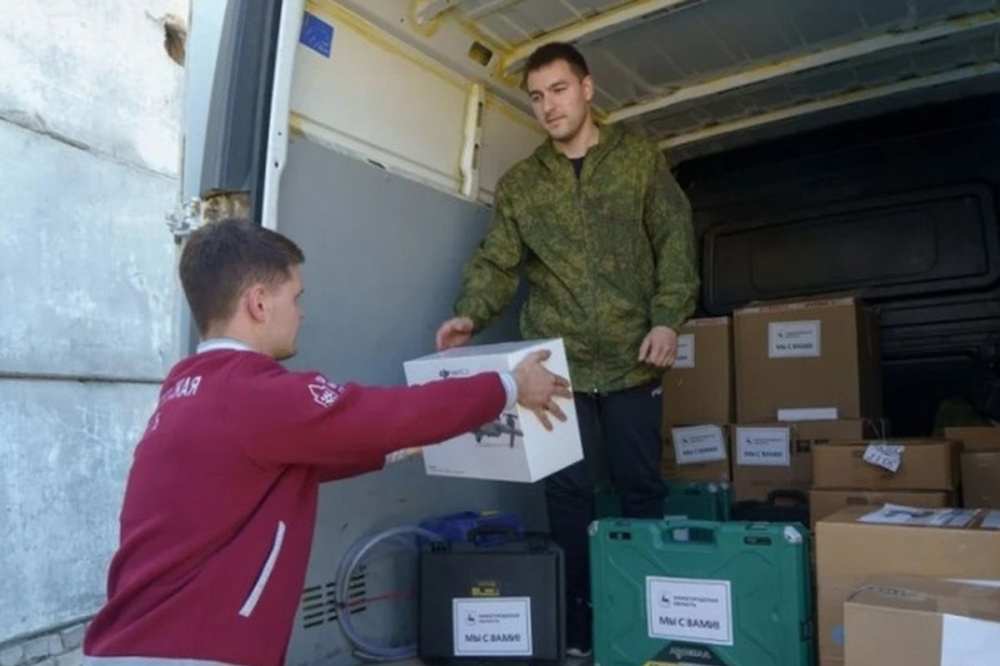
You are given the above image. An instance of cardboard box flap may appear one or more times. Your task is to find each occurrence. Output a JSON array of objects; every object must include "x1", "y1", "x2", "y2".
[
  {"x1": 819, "y1": 505, "x2": 984, "y2": 528},
  {"x1": 735, "y1": 293, "x2": 859, "y2": 316},
  {"x1": 946, "y1": 426, "x2": 1000, "y2": 452},
  {"x1": 816, "y1": 438, "x2": 952, "y2": 448},
  {"x1": 848, "y1": 576, "x2": 1000, "y2": 623},
  {"x1": 409, "y1": 338, "x2": 561, "y2": 360},
  {"x1": 856, "y1": 504, "x2": 978, "y2": 528},
  {"x1": 682, "y1": 316, "x2": 730, "y2": 328},
  {"x1": 964, "y1": 451, "x2": 1000, "y2": 466},
  {"x1": 809, "y1": 490, "x2": 953, "y2": 530},
  {"x1": 776, "y1": 418, "x2": 887, "y2": 441}
]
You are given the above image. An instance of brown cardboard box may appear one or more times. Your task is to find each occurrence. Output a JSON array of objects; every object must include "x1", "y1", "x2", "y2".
[
  {"x1": 732, "y1": 419, "x2": 875, "y2": 501},
  {"x1": 812, "y1": 439, "x2": 957, "y2": 491},
  {"x1": 661, "y1": 317, "x2": 734, "y2": 426},
  {"x1": 962, "y1": 452, "x2": 1000, "y2": 508},
  {"x1": 844, "y1": 575, "x2": 1000, "y2": 666},
  {"x1": 944, "y1": 426, "x2": 1000, "y2": 452},
  {"x1": 734, "y1": 296, "x2": 881, "y2": 423},
  {"x1": 661, "y1": 424, "x2": 731, "y2": 482},
  {"x1": 809, "y1": 489, "x2": 952, "y2": 529},
  {"x1": 816, "y1": 506, "x2": 1000, "y2": 666}
]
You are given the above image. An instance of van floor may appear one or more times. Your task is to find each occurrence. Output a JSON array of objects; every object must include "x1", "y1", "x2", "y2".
[{"x1": 392, "y1": 656, "x2": 591, "y2": 665}]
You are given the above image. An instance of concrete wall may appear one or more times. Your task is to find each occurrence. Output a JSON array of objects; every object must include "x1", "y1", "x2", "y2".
[
  {"x1": 0, "y1": 617, "x2": 90, "y2": 666},
  {"x1": 0, "y1": 0, "x2": 187, "y2": 643}
]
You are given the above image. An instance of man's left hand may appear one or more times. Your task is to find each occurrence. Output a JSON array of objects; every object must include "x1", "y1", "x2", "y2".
[{"x1": 638, "y1": 326, "x2": 678, "y2": 368}]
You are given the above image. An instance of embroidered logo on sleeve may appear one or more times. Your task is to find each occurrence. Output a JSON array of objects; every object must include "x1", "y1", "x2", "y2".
[{"x1": 308, "y1": 375, "x2": 343, "y2": 408}]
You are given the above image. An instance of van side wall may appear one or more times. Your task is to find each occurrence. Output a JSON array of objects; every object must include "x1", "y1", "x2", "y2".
[{"x1": 277, "y1": 134, "x2": 545, "y2": 666}]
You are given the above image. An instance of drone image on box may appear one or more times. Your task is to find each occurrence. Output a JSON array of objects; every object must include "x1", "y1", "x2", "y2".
[{"x1": 472, "y1": 413, "x2": 523, "y2": 449}]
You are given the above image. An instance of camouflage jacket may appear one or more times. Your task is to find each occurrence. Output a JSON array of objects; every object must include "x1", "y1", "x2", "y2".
[{"x1": 454, "y1": 123, "x2": 699, "y2": 393}]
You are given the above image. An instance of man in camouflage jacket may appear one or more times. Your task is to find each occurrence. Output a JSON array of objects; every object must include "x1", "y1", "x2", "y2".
[{"x1": 436, "y1": 42, "x2": 699, "y2": 656}]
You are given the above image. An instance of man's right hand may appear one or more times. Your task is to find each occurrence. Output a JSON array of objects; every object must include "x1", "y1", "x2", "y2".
[
  {"x1": 512, "y1": 350, "x2": 573, "y2": 431},
  {"x1": 436, "y1": 316, "x2": 474, "y2": 351}
]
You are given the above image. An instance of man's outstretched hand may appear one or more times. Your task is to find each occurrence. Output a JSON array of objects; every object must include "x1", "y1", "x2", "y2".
[{"x1": 512, "y1": 350, "x2": 572, "y2": 431}]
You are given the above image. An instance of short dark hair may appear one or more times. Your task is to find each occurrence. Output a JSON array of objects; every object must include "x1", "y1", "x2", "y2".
[
  {"x1": 523, "y1": 42, "x2": 590, "y2": 88},
  {"x1": 179, "y1": 219, "x2": 304, "y2": 335}
]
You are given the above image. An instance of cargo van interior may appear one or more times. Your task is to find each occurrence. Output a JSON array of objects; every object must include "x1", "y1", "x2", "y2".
[{"x1": 185, "y1": 1, "x2": 1000, "y2": 664}]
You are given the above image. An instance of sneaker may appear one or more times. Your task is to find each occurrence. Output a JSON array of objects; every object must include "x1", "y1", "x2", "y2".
[{"x1": 566, "y1": 597, "x2": 593, "y2": 660}]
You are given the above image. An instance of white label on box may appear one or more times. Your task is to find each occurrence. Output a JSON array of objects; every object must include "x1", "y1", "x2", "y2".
[
  {"x1": 736, "y1": 427, "x2": 791, "y2": 467},
  {"x1": 672, "y1": 334, "x2": 695, "y2": 369},
  {"x1": 982, "y1": 511, "x2": 1000, "y2": 530},
  {"x1": 941, "y1": 614, "x2": 1000, "y2": 666},
  {"x1": 858, "y1": 504, "x2": 978, "y2": 527},
  {"x1": 646, "y1": 577, "x2": 733, "y2": 646},
  {"x1": 453, "y1": 597, "x2": 532, "y2": 656},
  {"x1": 777, "y1": 407, "x2": 839, "y2": 421},
  {"x1": 672, "y1": 426, "x2": 727, "y2": 465},
  {"x1": 768, "y1": 320, "x2": 821, "y2": 359},
  {"x1": 863, "y1": 443, "x2": 905, "y2": 473}
]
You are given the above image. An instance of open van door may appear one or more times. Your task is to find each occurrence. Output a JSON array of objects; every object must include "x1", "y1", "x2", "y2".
[
  {"x1": 181, "y1": 0, "x2": 291, "y2": 229},
  {"x1": 183, "y1": 4, "x2": 548, "y2": 665}
]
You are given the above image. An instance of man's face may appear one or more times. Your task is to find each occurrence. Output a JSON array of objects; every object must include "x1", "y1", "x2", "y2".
[
  {"x1": 264, "y1": 265, "x2": 304, "y2": 361},
  {"x1": 526, "y1": 59, "x2": 593, "y2": 143}
]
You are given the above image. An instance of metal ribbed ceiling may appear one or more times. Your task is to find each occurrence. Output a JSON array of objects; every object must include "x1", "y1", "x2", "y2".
[{"x1": 340, "y1": 0, "x2": 1000, "y2": 162}]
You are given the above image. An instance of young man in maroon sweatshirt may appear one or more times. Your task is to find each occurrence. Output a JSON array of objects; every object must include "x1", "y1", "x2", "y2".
[{"x1": 82, "y1": 219, "x2": 571, "y2": 666}]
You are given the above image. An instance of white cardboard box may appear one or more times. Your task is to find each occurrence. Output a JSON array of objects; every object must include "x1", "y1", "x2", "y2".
[{"x1": 403, "y1": 339, "x2": 582, "y2": 483}]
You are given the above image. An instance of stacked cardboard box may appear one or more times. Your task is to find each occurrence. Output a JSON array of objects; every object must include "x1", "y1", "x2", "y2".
[
  {"x1": 734, "y1": 295, "x2": 881, "y2": 423},
  {"x1": 732, "y1": 420, "x2": 878, "y2": 503},
  {"x1": 809, "y1": 489, "x2": 951, "y2": 530},
  {"x1": 730, "y1": 295, "x2": 884, "y2": 503},
  {"x1": 816, "y1": 506, "x2": 1000, "y2": 666},
  {"x1": 660, "y1": 317, "x2": 734, "y2": 482},
  {"x1": 660, "y1": 424, "x2": 731, "y2": 482},
  {"x1": 944, "y1": 426, "x2": 1000, "y2": 508},
  {"x1": 810, "y1": 438, "x2": 958, "y2": 527},
  {"x1": 844, "y1": 575, "x2": 1000, "y2": 665}
]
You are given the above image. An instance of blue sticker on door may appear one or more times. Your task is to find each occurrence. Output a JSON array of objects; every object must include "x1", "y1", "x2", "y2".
[{"x1": 299, "y1": 12, "x2": 333, "y2": 58}]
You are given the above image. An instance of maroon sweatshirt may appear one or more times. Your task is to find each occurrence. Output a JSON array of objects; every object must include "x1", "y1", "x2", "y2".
[{"x1": 84, "y1": 344, "x2": 505, "y2": 666}]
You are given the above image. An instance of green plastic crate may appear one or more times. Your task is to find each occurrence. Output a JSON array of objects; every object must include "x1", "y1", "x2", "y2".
[
  {"x1": 589, "y1": 519, "x2": 813, "y2": 666},
  {"x1": 594, "y1": 482, "x2": 732, "y2": 522}
]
